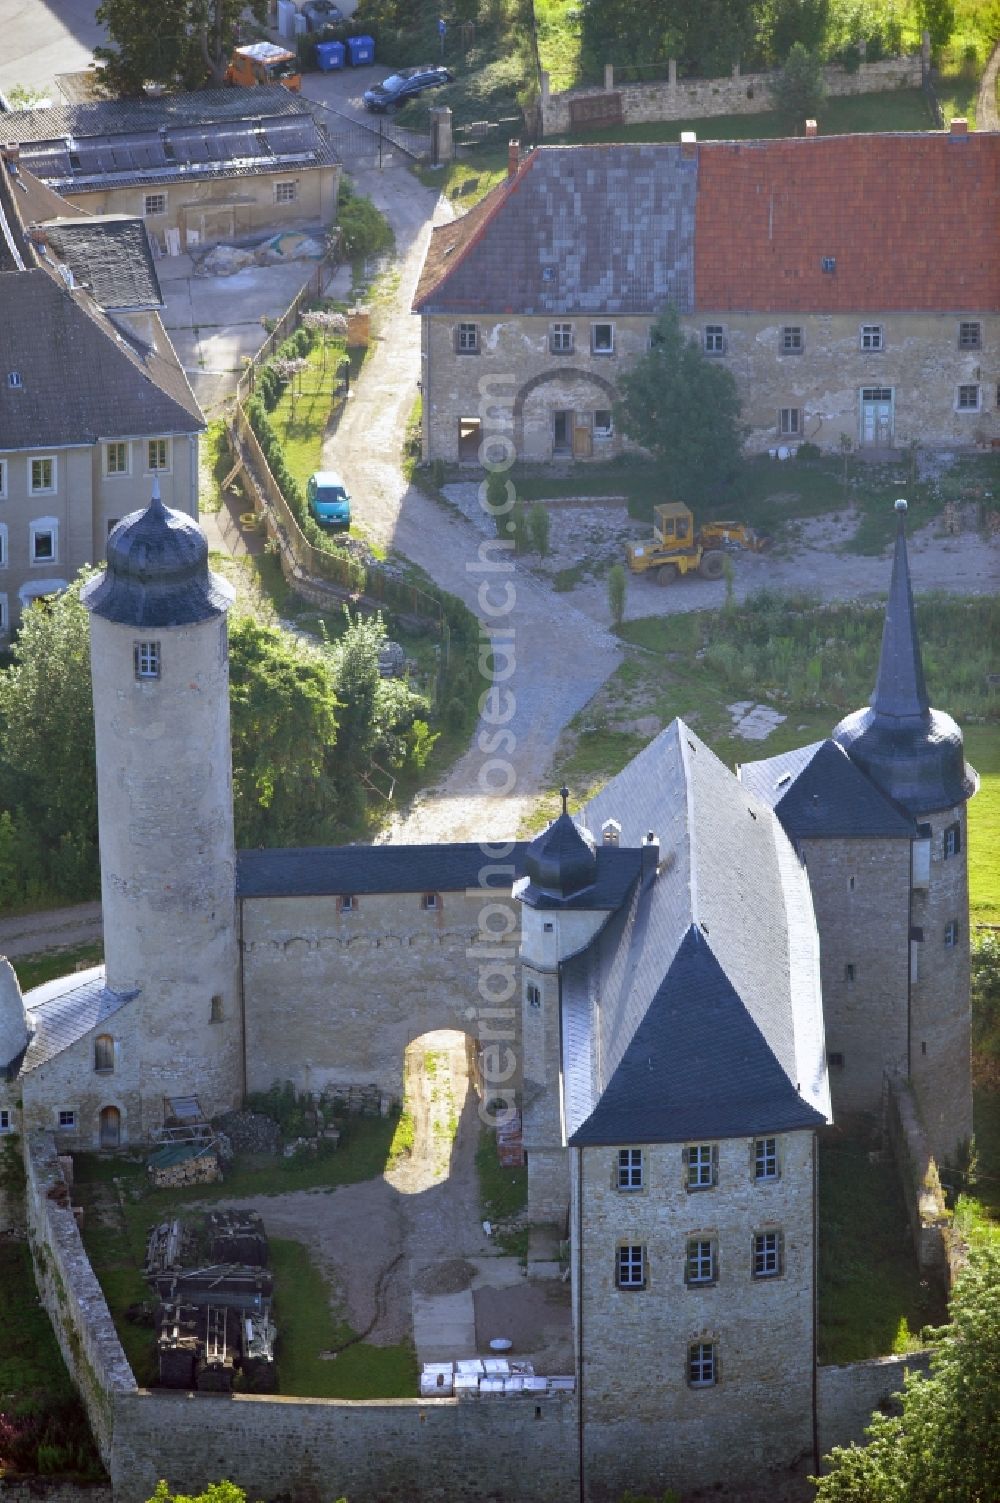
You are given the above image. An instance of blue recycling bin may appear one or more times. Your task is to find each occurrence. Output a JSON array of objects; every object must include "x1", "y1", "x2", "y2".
[
  {"x1": 316, "y1": 40, "x2": 345, "y2": 71},
  {"x1": 346, "y1": 34, "x2": 375, "y2": 66}
]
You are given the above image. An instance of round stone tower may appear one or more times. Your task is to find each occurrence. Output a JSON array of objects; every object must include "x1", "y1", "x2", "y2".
[
  {"x1": 82, "y1": 483, "x2": 241, "y2": 1132},
  {"x1": 833, "y1": 500, "x2": 977, "y2": 1164}
]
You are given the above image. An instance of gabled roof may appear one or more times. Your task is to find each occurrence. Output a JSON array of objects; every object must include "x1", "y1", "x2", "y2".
[
  {"x1": 39, "y1": 215, "x2": 162, "y2": 310},
  {"x1": 14, "y1": 966, "x2": 137, "y2": 1077},
  {"x1": 414, "y1": 143, "x2": 698, "y2": 315},
  {"x1": 238, "y1": 842, "x2": 531, "y2": 897},
  {"x1": 565, "y1": 720, "x2": 830, "y2": 1145},
  {"x1": 740, "y1": 739, "x2": 916, "y2": 841},
  {"x1": 694, "y1": 132, "x2": 1000, "y2": 312}
]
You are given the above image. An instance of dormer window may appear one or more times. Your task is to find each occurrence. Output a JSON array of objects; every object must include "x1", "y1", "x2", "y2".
[{"x1": 602, "y1": 819, "x2": 621, "y2": 847}]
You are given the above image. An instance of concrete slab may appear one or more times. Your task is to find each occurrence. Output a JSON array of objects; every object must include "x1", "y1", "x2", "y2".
[
  {"x1": 468, "y1": 1256, "x2": 524, "y2": 1290},
  {"x1": 411, "y1": 1286, "x2": 476, "y2": 1366}
]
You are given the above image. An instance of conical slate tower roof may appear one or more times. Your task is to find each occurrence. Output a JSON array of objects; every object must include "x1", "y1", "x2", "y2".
[
  {"x1": 832, "y1": 500, "x2": 976, "y2": 815},
  {"x1": 82, "y1": 479, "x2": 232, "y2": 628}
]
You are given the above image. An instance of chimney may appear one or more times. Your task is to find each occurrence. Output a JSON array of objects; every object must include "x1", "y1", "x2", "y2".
[
  {"x1": 804, "y1": 118, "x2": 818, "y2": 137},
  {"x1": 507, "y1": 139, "x2": 520, "y2": 178},
  {"x1": 680, "y1": 131, "x2": 697, "y2": 161},
  {"x1": 640, "y1": 830, "x2": 660, "y2": 883},
  {"x1": 0, "y1": 144, "x2": 20, "y2": 164},
  {"x1": 950, "y1": 117, "x2": 968, "y2": 136},
  {"x1": 28, "y1": 224, "x2": 48, "y2": 248}
]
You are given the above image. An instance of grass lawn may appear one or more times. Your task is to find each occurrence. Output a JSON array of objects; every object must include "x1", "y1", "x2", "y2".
[
  {"x1": 817, "y1": 1131, "x2": 947, "y2": 1363},
  {"x1": 476, "y1": 1128, "x2": 529, "y2": 1257},
  {"x1": 972, "y1": 1087, "x2": 1000, "y2": 1215},
  {"x1": 270, "y1": 338, "x2": 349, "y2": 496},
  {"x1": 12, "y1": 942, "x2": 104, "y2": 995},
  {"x1": 966, "y1": 726, "x2": 1000, "y2": 927},
  {"x1": 414, "y1": 142, "x2": 509, "y2": 206}
]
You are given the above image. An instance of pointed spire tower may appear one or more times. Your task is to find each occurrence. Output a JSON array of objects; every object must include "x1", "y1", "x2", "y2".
[{"x1": 832, "y1": 500, "x2": 976, "y2": 815}]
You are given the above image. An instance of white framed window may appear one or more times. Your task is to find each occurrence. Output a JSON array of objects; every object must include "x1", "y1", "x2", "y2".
[
  {"x1": 0, "y1": 1107, "x2": 12, "y2": 1132},
  {"x1": 958, "y1": 320, "x2": 981, "y2": 350},
  {"x1": 0, "y1": 522, "x2": 6, "y2": 567},
  {"x1": 146, "y1": 438, "x2": 170, "y2": 472},
  {"x1": 0, "y1": 458, "x2": 6, "y2": 498},
  {"x1": 944, "y1": 823, "x2": 961, "y2": 858},
  {"x1": 594, "y1": 409, "x2": 613, "y2": 436},
  {"x1": 753, "y1": 1229, "x2": 783, "y2": 1278},
  {"x1": 591, "y1": 322, "x2": 614, "y2": 355},
  {"x1": 30, "y1": 517, "x2": 58, "y2": 564},
  {"x1": 704, "y1": 324, "x2": 725, "y2": 355},
  {"x1": 685, "y1": 1143, "x2": 718, "y2": 1190},
  {"x1": 860, "y1": 324, "x2": 883, "y2": 351},
  {"x1": 526, "y1": 982, "x2": 541, "y2": 1009},
  {"x1": 957, "y1": 384, "x2": 980, "y2": 411},
  {"x1": 550, "y1": 322, "x2": 574, "y2": 353},
  {"x1": 617, "y1": 1148, "x2": 643, "y2": 1191},
  {"x1": 778, "y1": 407, "x2": 801, "y2": 436},
  {"x1": 944, "y1": 920, "x2": 959, "y2": 948},
  {"x1": 421, "y1": 892, "x2": 438, "y2": 910},
  {"x1": 144, "y1": 192, "x2": 167, "y2": 216},
  {"x1": 338, "y1": 894, "x2": 355, "y2": 912},
  {"x1": 29, "y1": 455, "x2": 56, "y2": 494},
  {"x1": 133, "y1": 641, "x2": 161, "y2": 680},
  {"x1": 688, "y1": 1341, "x2": 717, "y2": 1387},
  {"x1": 456, "y1": 322, "x2": 479, "y2": 354},
  {"x1": 94, "y1": 1034, "x2": 115, "y2": 1073},
  {"x1": 274, "y1": 180, "x2": 298, "y2": 204},
  {"x1": 56, "y1": 1108, "x2": 77, "y2": 1130},
  {"x1": 754, "y1": 1137, "x2": 778, "y2": 1181},
  {"x1": 616, "y1": 1244, "x2": 646, "y2": 1289},
  {"x1": 781, "y1": 326, "x2": 803, "y2": 354},
  {"x1": 685, "y1": 1237, "x2": 717, "y2": 1285},
  {"x1": 105, "y1": 442, "x2": 130, "y2": 476}
]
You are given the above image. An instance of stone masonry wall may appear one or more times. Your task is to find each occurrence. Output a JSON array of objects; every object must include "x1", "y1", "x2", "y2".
[
  {"x1": 22, "y1": 1132, "x2": 137, "y2": 1467},
  {"x1": 16, "y1": 995, "x2": 143, "y2": 1154},
  {"x1": 110, "y1": 1389, "x2": 577, "y2": 1503},
  {"x1": 540, "y1": 56, "x2": 923, "y2": 135},
  {"x1": 885, "y1": 1077, "x2": 950, "y2": 1280},
  {"x1": 0, "y1": 1484, "x2": 113, "y2": 1503},
  {"x1": 815, "y1": 1351, "x2": 931, "y2": 1460},
  {"x1": 577, "y1": 1131, "x2": 817, "y2": 1498}
]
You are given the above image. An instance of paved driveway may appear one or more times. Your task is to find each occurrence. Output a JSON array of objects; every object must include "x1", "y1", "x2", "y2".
[{"x1": 0, "y1": 0, "x2": 104, "y2": 98}]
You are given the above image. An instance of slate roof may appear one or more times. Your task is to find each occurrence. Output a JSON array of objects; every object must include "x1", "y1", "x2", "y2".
[
  {"x1": 0, "y1": 89, "x2": 338, "y2": 194},
  {"x1": 740, "y1": 739, "x2": 916, "y2": 841},
  {"x1": 0, "y1": 267, "x2": 202, "y2": 450},
  {"x1": 13, "y1": 966, "x2": 137, "y2": 1078},
  {"x1": 563, "y1": 720, "x2": 830, "y2": 1146},
  {"x1": 695, "y1": 132, "x2": 1000, "y2": 312},
  {"x1": 238, "y1": 842, "x2": 532, "y2": 897},
  {"x1": 39, "y1": 215, "x2": 162, "y2": 309},
  {"x1": 413, "y1": 144, "x2": 698, "y2": 315}
]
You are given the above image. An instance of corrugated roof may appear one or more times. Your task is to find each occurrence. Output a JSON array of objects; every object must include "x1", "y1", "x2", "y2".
[
  {"x1": 694, "y1": 132, "x2": 1000, "y2": 312},
  {"x1": 39, "y1": 215, "x2": 162, "y2": 309},
  {"x1": 740, "y1": 739, "x2": 916, "y2": 840},
  {"x1": 414, "y1": 144, "x2": 698, "y2": 315},
  {"x1": 16, "y1": 966, "x2": 137, "y2": 1076}
]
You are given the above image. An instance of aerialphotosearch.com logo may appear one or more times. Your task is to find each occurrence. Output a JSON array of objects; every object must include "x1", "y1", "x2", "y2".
[{"x1": 465, "y1": 373, "x2": 522, "y2": 1131}]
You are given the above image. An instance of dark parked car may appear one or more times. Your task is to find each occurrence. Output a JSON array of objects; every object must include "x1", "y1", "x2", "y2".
[
  {"x1": 362, "y1": 65, "x2": 452, "y2": 112},
  {"x1": 302, "y1": 1, "x2": 344, "y2": 30}
]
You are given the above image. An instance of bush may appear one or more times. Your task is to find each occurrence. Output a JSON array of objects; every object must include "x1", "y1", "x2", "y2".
[
  {"x1": 796, "y1": 441, "x2": 822, "y2": 462},
  {"x1": 529, "y1": 503, "x2": 551, "y2": 557},
  {"x1": 337, "y1": 186, "x2": 394, "y2": 262},
  {"x1": 607, "y1": 564, "x2": 627, "y2": 626}
]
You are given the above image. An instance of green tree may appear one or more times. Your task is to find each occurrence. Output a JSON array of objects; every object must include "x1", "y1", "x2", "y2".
[
  {"x1": 758, "y1": 0, "x2": 829, "y2": 63},
  {"x1": 813, "y1": 1234, "x2": 1000, "y2": 1501},
  {"x1": 607, "y1": 563, "x2": 627, "y2": 626},
  {"x1": 94, "y1": 0, "x2": 266, "y2": 93},
  {"x1": 918, "y1": 0, "x2": 956, "y2": 52},
  {"x1": 768, "y1": 42, "x2": 827, "y2": 129},
  {"x1": 529, "y1": 504, "x2": 551, "y2": 558},
  {"x1": 971, "y1": 932, "x2": 1000, "y2": 1061},
  {"x1": 616, "y1": 305, "x2": 745, "y2": 503}
]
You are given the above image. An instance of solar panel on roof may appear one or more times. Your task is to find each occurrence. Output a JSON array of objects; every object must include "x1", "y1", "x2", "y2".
[
  {"x1": 261, "y1": 118, "x2": 314, "y2": 154},
  {"x1": 22, "y1": 141, "x2": 72, "y2": 177},
  {"x1": 170, "y1": 130, "x2": 211, "y2": 163},
  {"x1": 131, "y1": 139, "x2": 169, "y2": 168}
]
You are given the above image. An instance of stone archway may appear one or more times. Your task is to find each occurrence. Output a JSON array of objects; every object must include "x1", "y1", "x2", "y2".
[{"x1": 513, "y1": 368, "x2": 620, "y2": 463}]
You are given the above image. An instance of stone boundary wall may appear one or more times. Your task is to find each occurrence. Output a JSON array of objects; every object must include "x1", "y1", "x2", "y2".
[
  {"x1": 22, "y1": 1133, "x2": 137, "y2": 1465},
  {"x1": 885, "y1": 1077, "x2": 951, "y2": 1282},
  {"x1": 540, "y1": 55, "x2": 923, "y2": 135},
  {"x1": 816, "y1": 1351, "x2": 931, "y2": 1460},
  {"x1": 0, "y1": 1485, "x2": 113, "y2": 1503}
]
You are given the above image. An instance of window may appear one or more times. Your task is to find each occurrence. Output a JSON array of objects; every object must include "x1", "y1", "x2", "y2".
[
  {"x1": 210, "y1": 994, "x2": 224, "y2": 1023},
  {"x1": 274, "y1": 181, "x2": 297, "y2": 204},
  {"x1": 94, "y1": 1034, "x2": 114, "y2": 1072},
  {"x1": 778, "y1": 407, "x2": 801, "y2": 436},
  {"x1": 57, "y1": 1109, "x2": 76, "y2": 1130},
  {"x1": 526, "y1": 982, "x2": 541, "y2": 1009},
  {"x1": 338, "y1": 894, "x2": 355, "y2": 912},
  {"x1": 456, "y1": 323, "x2": 479, "y2": 354},
  {"x1": 29, "y1": 456, "x2": 56, "y2": 493},
  {"x1": 957, "y1": 385, "x2": 980, "y2": 411},
  {"x1": 31, "y1": 519, "x2": 57, "y2": 563},
  {"x1": 848, "y1": 875, "x2": 856, "y2": 891},
  {"x1": 147, "y1": 439, "x2": 169, "y2": 472},
  {"x1": 550, "y1": 322, "x2": 574, "y2": 354},
  {"x1": 134, "y1": 641, "x2": 160, "y2": 680},
  {"x1": 944, "y1": 823, "x2": 962, "y2": 859},
  {"x1": 421, "y1": 892, "x2": 438, "y2": 910},
  {"x1": 616, "y1": 1244, "x2": 646, "y2": 1289},
  {"x1": 0, "y1": 595, "x2": 7, "y2": 634},
  {"x1": 594, "y1": 409, "x2": 613, "y2": 436},
  {"x1": 0, "y1": 1108, "x2": 11, "y2": 1132},
  {"x1": 591, "y1": 323, "x2": 614, "y2": 355},
  {"x1": 144, "y1": 192, "x2": 167, "y2": 215},
  {"x1": 688, "y1": 1342, "x2": 717, "y2": 1387},
  {"x1": 944, "y1": 920, "x2": 960, "y2": 948},
  {"x1": 959, "y1": 321, "x2": 981, "y2": 350},
  {"x1": 861, "y1": 324, "x2": 883, "y2": 351},
  {"x1": 685, "y1": 1237, "x2": 717, "y2": 1286},
  {"x1": 704, "y1": 325, "x2": 725, "y2": 355},
  {"x1": 0, "y1": 458, "x2": 6, "y2": 497},
  {"x1": 845, "y1": 963, "x2": 856, "y2": 982},
  {"x1": 754, "y1": 1137, "x2": 778, "y2": 1181},
  {"x1": 781, "y1": 326, "x2": 803, "y2": 353},
  {"x1": 105, "y1": 442, "x2": 129, "y2": 476},
  {"x1": 829, "y1": 1052, "x2": 845, "y2": 1069},
  {"x1": 617, "y1": 1148, "x2": 643, "y2": 1191},
  {"x1": 0, "y1": 523, "x2": 6, "y2": 567},
  {"x1": 753, "y1": 1230, "x2": 783, "y2": 1278},
  {"x1": 685, "y1": 1143, "x2": 718, "y2": 1190},
  {"x1": 7, "y1": 371, "x2": 22, "y2": 389}
]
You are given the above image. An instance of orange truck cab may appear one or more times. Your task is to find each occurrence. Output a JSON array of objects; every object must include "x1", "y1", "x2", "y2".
[{"x1": 226, "y1": 43, "x2": 302, "y2": 92}]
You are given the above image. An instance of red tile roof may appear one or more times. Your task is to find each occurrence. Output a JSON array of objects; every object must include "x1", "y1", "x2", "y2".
[{"x1": 694, "y1": 132, "x2": 1000, "y2": 312}]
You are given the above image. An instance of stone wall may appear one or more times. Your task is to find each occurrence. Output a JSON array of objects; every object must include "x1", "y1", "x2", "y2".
[
  {"x1": 22, "y1": 1132, "x2": 137, "y2": 1466},
  {"x1": 110, "y1": 1390, "x2": 577, "y2": 1503},
  {"x1": 540, "y1": 56, "x2": 923, "y2": 135},
  {"x1": 886, "y1": 1077, "x2": 950, "y2": 1281},
  {"x1": 815, "y1": 1351, "x2": 931, "y2": 1460},
  {"x1": 0, "y1": 1484, "x2": 113, "y2": 1503}
]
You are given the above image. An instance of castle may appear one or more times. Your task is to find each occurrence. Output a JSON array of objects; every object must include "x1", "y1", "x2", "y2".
[{"x1": 0, "y1": 489, "x2": 976, "y2": 1501}]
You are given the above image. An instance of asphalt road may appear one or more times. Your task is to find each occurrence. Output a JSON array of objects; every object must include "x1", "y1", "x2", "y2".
[{"x1": 0, "y1": 0, "x2": 105, "y2": 99}]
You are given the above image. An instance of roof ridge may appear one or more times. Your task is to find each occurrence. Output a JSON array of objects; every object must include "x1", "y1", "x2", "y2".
[{"x1": 413, "y1": 151, "x2": 537, "y2": 311}]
